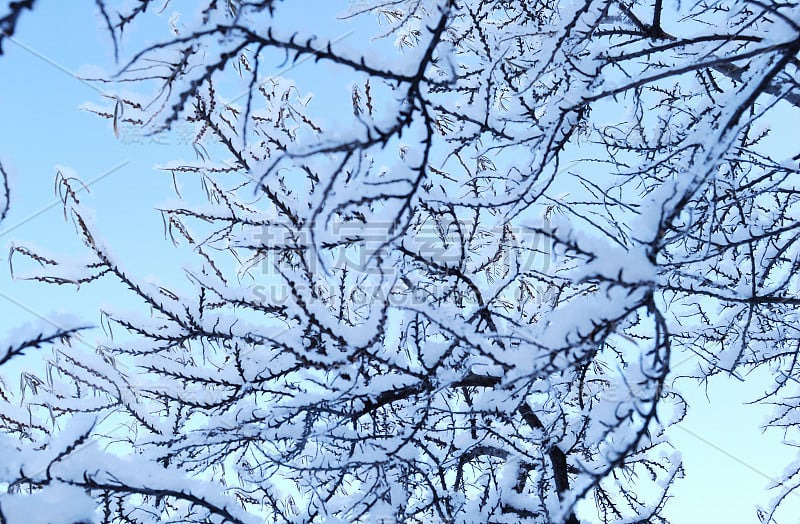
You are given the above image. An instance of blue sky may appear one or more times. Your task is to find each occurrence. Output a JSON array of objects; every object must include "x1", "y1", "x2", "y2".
[{"x1": 0, "y1": 1, "x2": 798, "y2": 522}]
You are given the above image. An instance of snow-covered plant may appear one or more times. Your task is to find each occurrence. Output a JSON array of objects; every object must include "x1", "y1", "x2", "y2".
[
  {"x1": 0, "y1": 176, "x2": 256, "y2": 523},
  {"x1": 4, "y1": 0, "x2": 800, "y2": 522}
]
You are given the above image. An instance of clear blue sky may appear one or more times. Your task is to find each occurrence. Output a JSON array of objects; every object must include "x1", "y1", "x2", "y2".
[{"x1": 0, "y1": 1, "x2": 797, "y2": 522}]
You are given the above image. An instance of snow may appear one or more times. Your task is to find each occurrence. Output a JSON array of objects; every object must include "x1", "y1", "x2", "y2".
[
  {"x1": 0, "y1": 484, "x2": 96, "y2": 524},
  {"x1": 1, "y1": 314, "x2": 87, "y2": 353}
]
